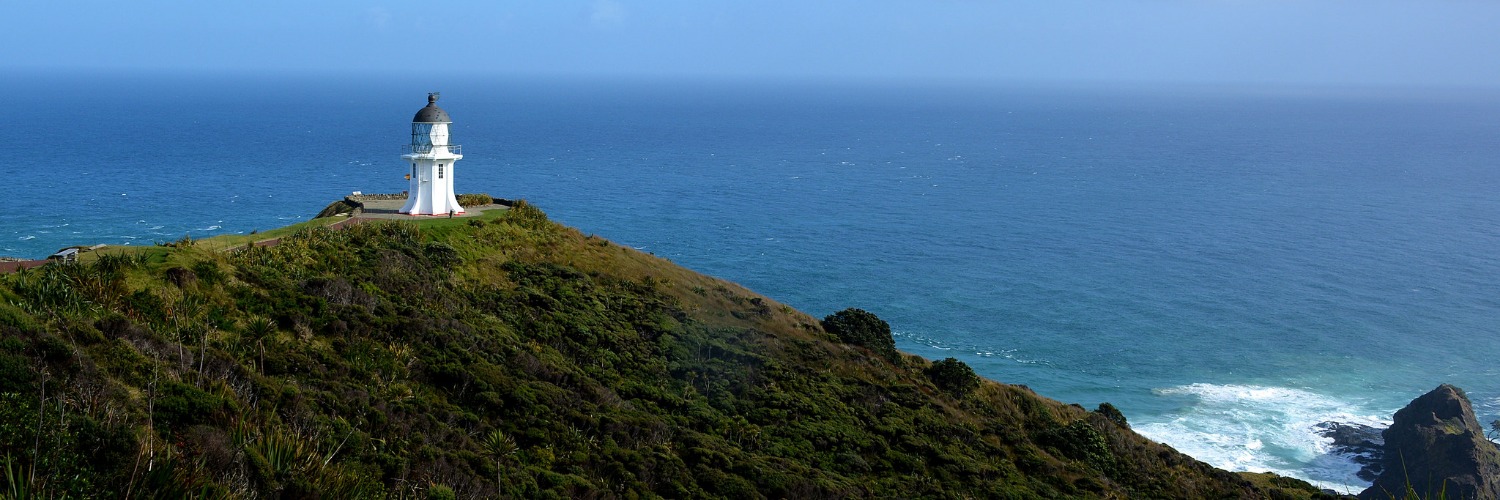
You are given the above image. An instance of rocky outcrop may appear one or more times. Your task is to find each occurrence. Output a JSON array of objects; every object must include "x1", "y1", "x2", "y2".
[
  {"x1": 315, "y1": 199, "x2": 359, "y2": 218},
  {"x1": 1359, "y1": 384, "x2": 1500, "y2": 500},
  {"x1": 1317, "y1": 421, "x2": 1384, "y2": 481}
]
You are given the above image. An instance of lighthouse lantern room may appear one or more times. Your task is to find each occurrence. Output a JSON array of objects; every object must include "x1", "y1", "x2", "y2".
[{"x1": 400, "y1": 92, "x2": 465, "y2": 215}]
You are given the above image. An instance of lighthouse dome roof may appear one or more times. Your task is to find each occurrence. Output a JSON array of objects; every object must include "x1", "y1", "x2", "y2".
[{"x1": 413, "y1": 93, "x2": 452, "y2": 123}]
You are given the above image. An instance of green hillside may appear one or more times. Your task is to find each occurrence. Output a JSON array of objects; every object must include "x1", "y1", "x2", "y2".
[{"x1": 0, "y1": 202, "x2": 1332, "y2": 498}]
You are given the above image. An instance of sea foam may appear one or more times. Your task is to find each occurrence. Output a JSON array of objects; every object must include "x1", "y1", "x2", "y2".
[{"x1": 1135, "y1": 383, "x2": 1388, "y2": 494}]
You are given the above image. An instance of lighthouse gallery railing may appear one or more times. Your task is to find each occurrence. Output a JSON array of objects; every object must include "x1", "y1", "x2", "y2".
[{"x1": 402, "y1": 144, "x2": 462, "y2": 155}]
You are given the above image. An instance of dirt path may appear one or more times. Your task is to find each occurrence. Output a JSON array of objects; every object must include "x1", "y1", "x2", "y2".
[{"x1": 0, "y1": 260, "x2": 48, "y2": 273}]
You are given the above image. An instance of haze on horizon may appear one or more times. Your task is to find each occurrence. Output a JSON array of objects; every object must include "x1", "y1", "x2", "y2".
[{"x1": 5, "y1": 0, "x2": 1499, "y2": 89}]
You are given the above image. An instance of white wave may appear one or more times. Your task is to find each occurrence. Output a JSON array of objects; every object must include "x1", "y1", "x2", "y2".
[
  {"x1": 18, "y1": 235, "x2": 34, "y2": 241},
  {"x1": 200, "y1": 225, "x2": 222, "y2": 231},
  {"x1": 1134, "y1": 383, "x2": 1388, "y2": 494},
  {"x1": 892, "y1": 330, "x2": 1050, "y2": 365}
]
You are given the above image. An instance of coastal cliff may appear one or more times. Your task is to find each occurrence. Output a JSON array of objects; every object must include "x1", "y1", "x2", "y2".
[
  {"x1": 0, "y1": 202, "x2": 1331, "y2": 498},
  {"x1": 1359, "y1": 384, "x2": 1500, "y2": 500}
]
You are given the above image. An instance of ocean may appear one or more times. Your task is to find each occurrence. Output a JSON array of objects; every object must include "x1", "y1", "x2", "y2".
[{"x1": 6, "y1": 72, "x2": 1500, "y2": 490}]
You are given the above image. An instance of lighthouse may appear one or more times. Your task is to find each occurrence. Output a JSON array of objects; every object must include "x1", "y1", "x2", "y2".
[{"x1": 400, "y1": 93, "x2": 465, "y2": 215}]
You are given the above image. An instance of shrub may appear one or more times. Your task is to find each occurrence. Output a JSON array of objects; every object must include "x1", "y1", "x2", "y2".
[
  {"x1": 153, "y1": 380, "x2": 233, "y2": 430},
  {"x1": 1267, "y1": 475, "x2": 1319, "y2": 492},
  {"x1": 925, "y1": 357, "x2": 980, "y2": 396},
  {"x1": 422, "y1": 241, "x2": 462, "y2": 269},
  {"x1": 821, "y1": 308, "x2": 898, "y2": 362},
  {"x1": 427, "y1": 484, "x2": 457, "y2": 500},
  {"x1": 505, "y1": 200, "x2": 550, "y2": 230},
  {"x1": 92, "y1": 253, "x2": 138, "y2": 276},
  {"x1": 1095, "y1": 402, "x2": 1128, "y2": 429},
  {"x1": 191, "y1": 260, "x2": 227, "y2": 286},
  {"x1": 1040, "y1": 420, "x2": 1114, "y2": 473},
  {"x1": 0, "y1": 351, "x2": 36, "y2": 393},
  {"x1": 457, "y1": 193, "x2": 495, "y2": 206}
]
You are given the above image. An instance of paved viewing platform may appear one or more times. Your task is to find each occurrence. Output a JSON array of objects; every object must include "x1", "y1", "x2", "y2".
[{"x1": 350, "y1": 198, "x2": 502, "y2": 219}]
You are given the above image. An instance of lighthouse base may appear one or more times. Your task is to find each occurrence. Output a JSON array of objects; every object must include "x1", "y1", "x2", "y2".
[
  {"x1": 399, "y1": 190, "x2": 465, "y2": 216},
  {"x1": 340, "y1": 195, "x2": 476, "y2": 218}
]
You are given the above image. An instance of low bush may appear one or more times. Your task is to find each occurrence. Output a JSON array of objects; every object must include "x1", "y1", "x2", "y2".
[
  {"x1": 1039, "y1": 420, "x2": 1114, "y2": 473},
  {"x1": 821, "y1": 308, "x2": 898, "y2": 362},
  {"x1": 926, "y1": 357, "x2": 980, "y2": 396},
  {"x1": 457, "y1": 193, "x2": 494, "y2": 206},
  {"x1": 1095, "y1": 402, "x2": 1129, "y2": 429}
]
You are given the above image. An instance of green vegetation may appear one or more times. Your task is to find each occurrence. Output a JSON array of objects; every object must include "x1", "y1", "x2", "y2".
[
  {"x1": 925, "y1": 357, "x2": 980, "y2": 397},
  {"x1": 0, "y1": 201, "x2": 1326, "y2": 498},
  {"x1": 1238, "y1": 472, "x2": 1349, "y2": 499},
  {"x1": 456, "y1": 193, "x2": 495, "y2": 207},
  {"x1": 1094, "y1": 402, "x2": 1129, "y2": 429},
  {"x1": 820, "y1": 308, "x2": 899, "y2": 362}
]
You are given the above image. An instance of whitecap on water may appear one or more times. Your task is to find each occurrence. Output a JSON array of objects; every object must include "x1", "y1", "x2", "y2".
[
  {"x1": 892, "y1": 330, "x2": 1051, "y2": 365},
  {"x1": 1134, "y1": 383, "x2": 1388, "y2": 494}
]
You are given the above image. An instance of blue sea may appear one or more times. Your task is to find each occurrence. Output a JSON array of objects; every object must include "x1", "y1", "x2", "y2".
[{"x1": 6, "y1": 72, "x2": 1500, "y2": 491}]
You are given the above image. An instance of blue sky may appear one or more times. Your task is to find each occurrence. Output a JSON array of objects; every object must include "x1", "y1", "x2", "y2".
[{"x1": 5, "y1": 1, "x2": 1499, "y2": 87}]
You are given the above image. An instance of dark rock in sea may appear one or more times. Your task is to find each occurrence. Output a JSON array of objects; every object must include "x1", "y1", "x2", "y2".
[
  {"x1": 1358, "y1": 384, "x2": 1500, "y2": 500},
  {"x1": 1316, "y1": 421, "x2": 1385, "y2": 481}
]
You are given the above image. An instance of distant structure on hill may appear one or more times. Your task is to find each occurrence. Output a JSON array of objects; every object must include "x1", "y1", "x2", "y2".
[{"x1": 400, "y1": 92, "x2": 465, "y2": 216}]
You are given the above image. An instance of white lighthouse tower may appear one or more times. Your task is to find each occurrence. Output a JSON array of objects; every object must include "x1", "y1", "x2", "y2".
[{"x1": 400, "y1": 93, "x2": 464, "y2": 215}]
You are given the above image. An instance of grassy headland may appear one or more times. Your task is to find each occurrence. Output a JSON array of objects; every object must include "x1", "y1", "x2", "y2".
[{"x1": 0, "y1": 201, "x2": 1335, "y2": 498}]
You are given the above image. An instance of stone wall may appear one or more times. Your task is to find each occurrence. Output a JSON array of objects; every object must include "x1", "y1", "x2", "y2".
[{"x1": 347, "y1": 193, "x2": 408, "y2": 202}]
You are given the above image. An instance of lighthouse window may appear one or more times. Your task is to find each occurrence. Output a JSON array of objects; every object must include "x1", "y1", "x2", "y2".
[
  {"x1": 411, "y1": 123, "x2": 434, "y2": 151},
  {"x1": 411, "y1": 164, "x2": 416, "y2": 177},
  {"x1": 438, "y1": 164, "x2": 445, "y2": 179}
]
